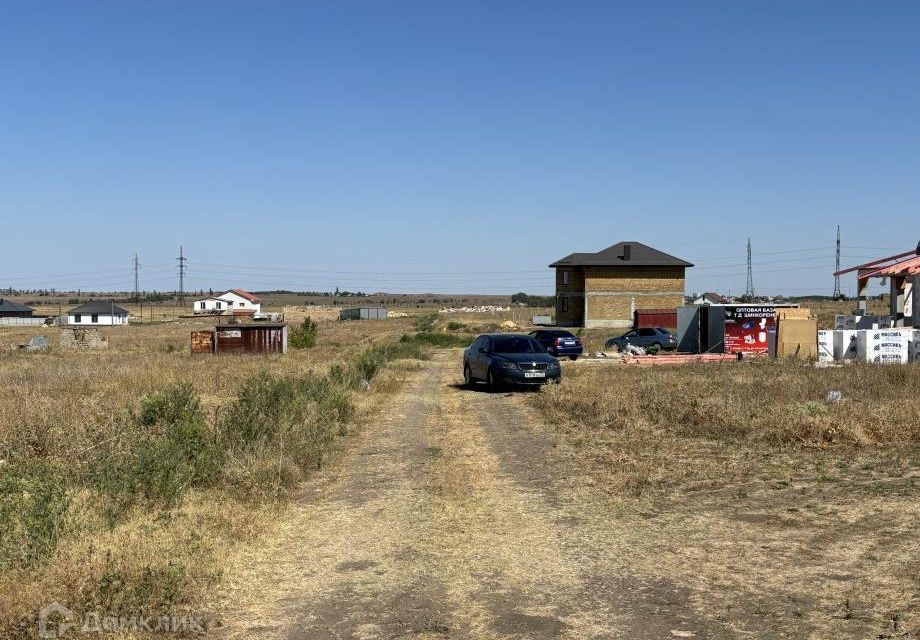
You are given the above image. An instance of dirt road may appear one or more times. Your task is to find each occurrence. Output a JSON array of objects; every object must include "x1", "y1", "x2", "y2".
[{"x1": 213, "y1": 352, "x2": 721, "y2": 639}]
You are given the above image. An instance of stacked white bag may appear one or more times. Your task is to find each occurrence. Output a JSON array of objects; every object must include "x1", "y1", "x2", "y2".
[{"x1": 856, "y1": 329, "x2": 910, "y2": 364}]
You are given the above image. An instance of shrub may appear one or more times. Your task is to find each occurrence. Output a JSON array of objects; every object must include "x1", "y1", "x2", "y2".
[
  {"x1": 93, "y1": 384, "x2": 223, "y2": 517},
  {"x1": 0, "y1": 460, "x2": 70, "y2": 568},
  {"x1": 289, "y1": 316, "x2": 318, "y2": 349}
]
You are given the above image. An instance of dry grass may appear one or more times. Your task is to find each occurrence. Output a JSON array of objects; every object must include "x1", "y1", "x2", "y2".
[
  {"x1": 530, "y1": 360, "x2": 920, "y2": 636},
  {"x1": 0, "y1": 314, "x2": 433, "y2": 636}
]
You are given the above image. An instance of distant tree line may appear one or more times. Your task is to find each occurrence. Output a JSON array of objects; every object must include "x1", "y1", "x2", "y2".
[{"x1": 511, "y1": 292, "x2": 555, "y2": 307}]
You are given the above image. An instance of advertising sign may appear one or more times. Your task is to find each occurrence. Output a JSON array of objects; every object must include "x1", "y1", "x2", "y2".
[{"x1": 723, "y1": 306, "x2": 776, "y2": 354}]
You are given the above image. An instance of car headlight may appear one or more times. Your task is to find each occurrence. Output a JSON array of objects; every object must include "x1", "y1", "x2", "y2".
[
  {"x1": 548, "y1": 360, "x2": 561, "y2": 369},
  {"x1": 498, "y1": 360, "x2": 519, "y2": 370}
]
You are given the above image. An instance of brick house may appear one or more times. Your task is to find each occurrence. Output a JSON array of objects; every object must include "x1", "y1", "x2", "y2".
[{"x1": 549, "y1": 241, "x2": 693, "y2": 328}]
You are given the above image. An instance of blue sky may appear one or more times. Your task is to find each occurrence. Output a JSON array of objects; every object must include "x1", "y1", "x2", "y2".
[{"x1": 1, "y1": 1, "x2": 918, "y2": 296}]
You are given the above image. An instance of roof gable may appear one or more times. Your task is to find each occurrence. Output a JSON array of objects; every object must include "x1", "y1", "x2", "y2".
[
  {"x1": 69, "y1": 301, "x2": 129, "y2": 315},
  {"x1": 550, "y1": 241, "x2": 693, "y2": 268},
  {"x1": 220, "y1": 289, "x2": 261, "y2": 303},
  {"x1": 0, "y1": 298, "x2": 34, "y2": 313}
]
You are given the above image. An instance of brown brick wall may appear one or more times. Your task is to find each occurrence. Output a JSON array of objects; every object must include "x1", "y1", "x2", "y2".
[
  {"x1": 584, "y1": 266, "x2": 685, "y2": 293},
  {"x1": 554, "y1": 267, "x2": 585, "y2": 326}
]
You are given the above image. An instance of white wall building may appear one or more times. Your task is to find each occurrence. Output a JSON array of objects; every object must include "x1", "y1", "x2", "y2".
[
  {"x1": 195, "y1": 297, "x2": 230, "y2": 313},
  {"x1": 194, "y1": 289, "x2": 262, "y2": 315},
  {"x1": 67, "y1": 301, "x2": 130, "y2": 326}
]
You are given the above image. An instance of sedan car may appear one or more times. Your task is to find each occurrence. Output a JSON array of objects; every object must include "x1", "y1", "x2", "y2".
[
  {"x1": 463, "y1": 334, "x2": 561, "y2": 388},
  {"x1": 605, "y1": 327, "x2": 677, "y2": 352},
  {"x1": 528, "y1": 329, "x2": 583, "y2": 360}
]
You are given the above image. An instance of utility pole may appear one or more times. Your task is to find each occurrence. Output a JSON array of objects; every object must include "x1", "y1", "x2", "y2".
[
  {"x1": 132, "y1": 253, "x2": 140, "y2": 298},
  {"x1": 745, "y1": 237, "x2": 755, "y2": 299},
  {"x1": 177, "y1": 245, "x2": 187, "y2": 305},
  {"x1": 833, "y1": 225, "x2": 842, "y2": 300}
]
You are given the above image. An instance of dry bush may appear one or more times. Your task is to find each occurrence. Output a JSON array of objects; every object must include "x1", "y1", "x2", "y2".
[
  {"x1": 532, "y1": 361, "x2": 920, "y2": 498},
  {"x1": 0, "y1": 316, "x2": 432, "y2": 635}
]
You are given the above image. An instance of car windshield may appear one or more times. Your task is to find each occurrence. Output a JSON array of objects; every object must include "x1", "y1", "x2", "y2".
[{"x1": 492, "y1": 337, "x2": 545, "y2": 353}]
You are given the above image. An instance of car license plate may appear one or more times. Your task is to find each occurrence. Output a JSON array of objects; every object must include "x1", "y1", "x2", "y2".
[
  {"x1": 524, "y1": 371, "x2": 545, "y2": 378},
  {"x1": 563, "y1": 341, "x2": 575, "y2": 346}
]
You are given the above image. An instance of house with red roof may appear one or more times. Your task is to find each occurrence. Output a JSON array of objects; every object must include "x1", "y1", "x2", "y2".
[{"x1": 194, "y1": 289, "x2": 262, "y2": 316}]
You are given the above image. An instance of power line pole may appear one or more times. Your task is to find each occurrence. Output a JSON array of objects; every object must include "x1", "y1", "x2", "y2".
[
  {"x1": 132, "y1": 253, "x2": 140, "y2": 298},
  {"x1": 177, "y1": 245, "x2": 187, "y2": 304},
  {"x1": 833, "y1": 225, "x2": 842, "y2": 300},
  {"x1": 745, "y1": 237, "x2": 755, "y2": 299}
]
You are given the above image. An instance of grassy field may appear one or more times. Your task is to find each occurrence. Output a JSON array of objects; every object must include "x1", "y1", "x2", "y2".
[
  {"x1": 531, "y1": 359, "x2": 920, "y2": 637},
  {"x1": 0, "y1": 313, "x2": 469, "y2": 636}
]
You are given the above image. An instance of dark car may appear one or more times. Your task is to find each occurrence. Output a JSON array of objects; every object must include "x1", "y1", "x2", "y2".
[
  {"x1": 528, "y1": 329, "x2": 583, "y2": 360},
  {"x1": 463, "y1": 334, "x2": 561, "y2": 388},
  {"x1": 605, "y1": 327, "x2": 677, "y2": 352}
]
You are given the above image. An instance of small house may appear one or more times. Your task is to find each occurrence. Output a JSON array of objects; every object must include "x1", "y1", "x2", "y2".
[
  {"x1": 0, "y1": 299, "x2": 34, "y2": 318},
  {"x1": 691, "y1": 292, "x2": 728, "y2": 306},
  {"x1": 67, "y1": 301, "x2": 129, "y2": 326},
  {"x1": 194, "y1": 289, "x2": 261, "y2": 316}
]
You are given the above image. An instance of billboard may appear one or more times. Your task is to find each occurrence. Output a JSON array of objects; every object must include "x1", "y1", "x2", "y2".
[{"x1": 723, "y1": 306, "x2": 776, "y2": 354}]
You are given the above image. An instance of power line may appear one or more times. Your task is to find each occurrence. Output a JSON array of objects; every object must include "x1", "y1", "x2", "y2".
[
  {"x1": 133, "y1": 253, "x2": 140, "y2": 297},
  {"x1": 744, "y1": 237, "x2": 754, "y2": 298},
  {"x1": 177, "y1": 245, "x2": 187, "y2": 302},
  {"x1": 833, "y1": 226, "x2": 842, "y2": 300}
]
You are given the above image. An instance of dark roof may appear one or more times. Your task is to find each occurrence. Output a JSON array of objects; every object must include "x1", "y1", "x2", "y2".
[
  {"x1": 550, "y1": 241, "x2": 693, "y2": 268},
  {"x1": 700, "y1": 291, "x2": 728, "y2": 303},
  {"x1": 0, "y1": 298, "x2": 34, "y2": 313},
  {"x1": 216, "y1": 323, "x2": 287, "y2": 329},
  {"x1": 69, "y1": 301, "x2": 129, "y2": 315}
]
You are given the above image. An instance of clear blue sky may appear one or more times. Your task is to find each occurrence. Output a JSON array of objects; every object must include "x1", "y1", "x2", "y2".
[{"x1": 1, "y1": 1, "x2": 918, "y2": 296}]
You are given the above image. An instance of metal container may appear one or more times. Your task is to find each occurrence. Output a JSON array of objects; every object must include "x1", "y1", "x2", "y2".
[{"x1": 214, "y1": 323, "x2": 288, "y2": 354}]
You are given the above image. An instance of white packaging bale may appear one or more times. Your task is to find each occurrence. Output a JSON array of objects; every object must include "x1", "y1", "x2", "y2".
[
  {"x1": 835, "y1": 314, "x2": 857, "y2": 330},
  {"x1": 833, "y1": 330, "x2": 859, "y2": 360},
  {"x1": 856, "y1": 329, "x2": 910, "y2": 364},
  {"x1": 818, "y1": 330, "x2": 834, "y2": 363}
]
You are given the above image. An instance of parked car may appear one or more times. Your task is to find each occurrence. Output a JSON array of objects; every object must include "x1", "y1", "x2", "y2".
[
  {"x1": 463, "y1": 333, "x2": 562, "y2": 388},
  {"x1": 528, "y1": 329, "x2": 583, "y2": 360},
  {"x1": 605, "y1": 327, "x2": 677, "y2": 352}
]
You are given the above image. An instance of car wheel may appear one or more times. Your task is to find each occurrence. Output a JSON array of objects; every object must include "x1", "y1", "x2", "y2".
[
  {"x1": 486, "y1": 369, "x2": 496, "y2": 390},
  {"x1": 463, "y1": 365, "x2": 474, "y2": 387},
  {"x1": 569, "y1": 355, "x2": 578, "y2": 361}
]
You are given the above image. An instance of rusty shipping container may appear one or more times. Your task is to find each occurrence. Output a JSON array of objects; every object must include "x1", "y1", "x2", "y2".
[
  {"x1": 191, "y1": 330, "x2": 215, "y2": 353},
  {"x1": 214, "y1": 323, "x2": 288, "y2": 354},
  {"x1": 633, "y1": 308, "x2": 678, "y2": 330}
]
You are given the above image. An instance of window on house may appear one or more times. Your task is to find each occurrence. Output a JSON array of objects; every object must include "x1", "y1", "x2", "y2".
[
  {"x1": 562, "y1": 270, "x2": 569, "y2": 286},
  {"x1": 74, "y1": 314, "x2": 81, "y2": 323},
  {"x1": 216, "y1": 302, "x2": 222, "y2": 309},
  {"x1": 200, "y1": 302, "x2": 205, "y2": 309},
  {"x1": 560, "y1": 297, "x2": 569, "y2": 312},
  {"x1": 239, "y1": 302, "x2": 244, "y2": 307},
  {"x1": 91, "y1": 314, "x2": 98, "y2": 323}
]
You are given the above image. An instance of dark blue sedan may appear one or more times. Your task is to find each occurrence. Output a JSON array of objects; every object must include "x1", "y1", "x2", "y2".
[
  {"x1": 529, "y1": 329, "x2": 583, "y2": 360},
  {"x1": 463, "y1": 334, "x2": 561, "y2": 388}
]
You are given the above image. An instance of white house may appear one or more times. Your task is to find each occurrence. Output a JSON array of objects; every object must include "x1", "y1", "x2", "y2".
[
  {"x1": 691, "y1": 292, "x2": 728, "y2": 306},
  {"x1": 194, "y1": 289, "x2": 261, "y2": 315},
  {"x1": 67, "y1": 301, "x2": 130, "y2": 326},
  {"x1": 195, "y1": 297, "x2": 230, "y2": 313}
]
